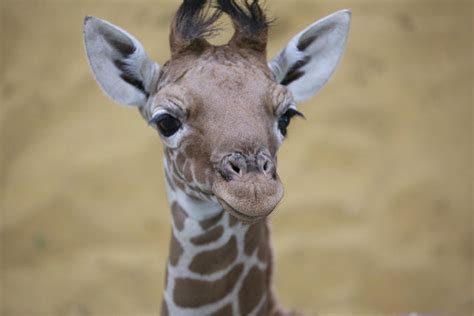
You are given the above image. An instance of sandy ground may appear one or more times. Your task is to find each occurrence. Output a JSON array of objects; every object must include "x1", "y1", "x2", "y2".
[{"x1": 1, "y1": 0, "x2": 472, "y2": 315}]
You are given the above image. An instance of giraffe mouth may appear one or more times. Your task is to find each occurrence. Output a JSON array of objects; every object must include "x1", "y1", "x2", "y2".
[
  {"x1": 212, "y1": 173, "x2": 284, "y2": 223},
  {"x1": 216, "y1": 197, "x2": 266, "y2": 224}
]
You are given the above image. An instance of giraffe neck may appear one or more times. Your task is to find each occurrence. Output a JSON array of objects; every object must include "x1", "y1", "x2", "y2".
[{"x1": 162, "y1": 176, "x2": 276, "y2": 316}]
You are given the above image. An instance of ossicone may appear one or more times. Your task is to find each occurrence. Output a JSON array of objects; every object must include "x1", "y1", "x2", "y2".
[
  {"x1": 170, "y1": 0, "x2": 271, "y2": 57},
  {"x1": 216, "y1": 0, "x2": 271, "y2": 54},
  {"x1": 170, "y1": 0, "x2": 221, "y2": 56}
]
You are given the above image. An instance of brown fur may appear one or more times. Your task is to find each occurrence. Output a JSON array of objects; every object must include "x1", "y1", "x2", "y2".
[
  {"x1": 229, "y1": 213, "x2": 239, "y2": 227},
  {"x1": 189, "y1": 236, "x2": 238, "y2": 274},
  {"x1": 161, "y1": 300, "x2": 169, "y2": 316},
  {"x1": 173, "y1": 263, "x2": 244, "y2": 307},
  {"x1": 169, "y1": 232, "x2": 183, "y2": 266},
  {"x1": 190, "y1": 225, "x2": 224, "y2": 245},
  {"x1": 210, "y1": 303, "x2": 233, "y2": 316},
  {"x1": 239, "y1": 266, "x2": 267, "y2": 314},
  {"x1": 171, "y1": 201, "x2": 188, "y2": 231},
  {"x1": 199, "y1": 210, "x2": 225, "y2": 229},
  {"x1": 244, "y1": 221, "x2": 264, "y2": 255}
]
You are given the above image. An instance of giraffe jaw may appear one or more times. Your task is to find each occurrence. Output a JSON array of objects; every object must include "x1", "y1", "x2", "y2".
[
  {"x1": 212, "y1": 173, "x2": 284, "y2": 223},
  {"x1": 216, "y1": 197, "x2": 267, "y2": 224}
]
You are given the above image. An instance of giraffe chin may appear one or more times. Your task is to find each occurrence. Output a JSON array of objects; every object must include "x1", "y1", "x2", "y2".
[
  {"x1": 212, "y1": 175, "x2": 284, "y2": 224},
  {"x1": 217, "y1": 197, "x2": 266, "y2": 224}
]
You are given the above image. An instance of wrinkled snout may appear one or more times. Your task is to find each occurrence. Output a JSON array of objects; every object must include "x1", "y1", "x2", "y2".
[
  {"x1": 218, "y1": 152, "x2": 276, "y2": 180},
  {"x1": 212, "y1": 151, "x2": 284, "y2": 223}
]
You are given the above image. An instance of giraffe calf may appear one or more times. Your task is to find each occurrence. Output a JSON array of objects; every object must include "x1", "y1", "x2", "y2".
[{"x1": 84, "y1": 1, "x2": 351, "y2": 315}]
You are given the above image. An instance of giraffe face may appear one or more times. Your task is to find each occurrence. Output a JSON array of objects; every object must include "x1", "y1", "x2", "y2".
[
  {"x1": 144, "y1": 48, "x2": 297, "y2": 222},
  {"x1": 84, "y1": 0, "x2": 351, "y2": 222}
]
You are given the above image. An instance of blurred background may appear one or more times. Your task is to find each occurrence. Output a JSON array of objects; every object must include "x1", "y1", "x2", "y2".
[{"x1": 1, "y1": 0, "x2": 472, "y2": 315}]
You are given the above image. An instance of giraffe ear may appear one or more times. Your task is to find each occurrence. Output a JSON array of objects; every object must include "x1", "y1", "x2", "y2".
[
  {"x1": 269, "y1": 10, "x2": 351, "y2": 102},
  {"x1": 83, "y1": 16, "x2": 160, "y2": 107}
]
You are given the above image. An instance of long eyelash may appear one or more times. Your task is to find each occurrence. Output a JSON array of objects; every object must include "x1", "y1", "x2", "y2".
[
  {"x1": 148, "y1": 109, "x2": 176, "y2": 125},
  {"x1": 286, "y1": 108, "x2": 305, "y2": 119},
  {"x1": 148, "y1": 113, "x2": 169, "y2": 126},
  {"x1": 148, "y1": 116, "x2": 160, "y2": 125}
]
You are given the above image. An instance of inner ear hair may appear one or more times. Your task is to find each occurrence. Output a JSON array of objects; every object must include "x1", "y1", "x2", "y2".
[
  {"x1": 84, "y1": 16, "x2": 160, "y2": 106},
  {"x1": 103, "y1": 35, "x2": 148, "y2": 94}
]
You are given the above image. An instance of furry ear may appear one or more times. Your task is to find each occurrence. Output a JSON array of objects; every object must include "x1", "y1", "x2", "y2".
[
  {"x1": 269, "y1": 10, "x2": 351, "y2": 102},
  {"x1": 83, "y1": 16, "x2": 160, "y2": 107}
]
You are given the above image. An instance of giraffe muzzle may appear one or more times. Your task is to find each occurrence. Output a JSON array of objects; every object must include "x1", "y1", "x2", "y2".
[{"x1": 212, "y1": 152, "x2": 284, "y2": 223}]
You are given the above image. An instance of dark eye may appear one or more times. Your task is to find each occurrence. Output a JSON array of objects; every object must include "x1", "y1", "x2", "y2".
[
  {"x1": 278, "y1": 108, "x2": 304, "y2": 137},
  {"x1": 153, "y1": 114, "x2": 182, "y2": 137}
]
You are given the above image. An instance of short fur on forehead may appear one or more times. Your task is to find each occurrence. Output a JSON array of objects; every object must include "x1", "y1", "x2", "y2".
[{"x1": 171, "y1": 0, "x2": 271, "y2": 56}]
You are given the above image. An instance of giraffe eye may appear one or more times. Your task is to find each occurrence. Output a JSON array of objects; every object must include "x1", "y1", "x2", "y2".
[
  {"x1": 153, "y1": 113, "x2": 182, "y2": 137},
  {"x1": 278, "y1": 108, "x2": 304, "y2": 137}
]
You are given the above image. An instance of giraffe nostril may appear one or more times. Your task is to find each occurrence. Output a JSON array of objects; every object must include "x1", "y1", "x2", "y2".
[
  {"x1": 219, "y1": 153, "x2": 247, "y2": 180},
  {"x1": 219, "y1": 152, "x2": 276, "y2": 180},
  {"x1": 230, "y1": 161, "x2": 241, "y2": 175},
  {"x1": 263, "y1": 161, "x2": 270, "y2": 173}
]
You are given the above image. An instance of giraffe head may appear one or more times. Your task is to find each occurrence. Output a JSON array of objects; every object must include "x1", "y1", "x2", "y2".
[{"x1": 84, "y1": 0, "x2": 351, "y2": 223}]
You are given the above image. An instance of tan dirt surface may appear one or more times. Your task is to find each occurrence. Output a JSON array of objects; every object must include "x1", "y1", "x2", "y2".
[{"x1": 1, "y1": 0, "x2": 472, "y2": 315}]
